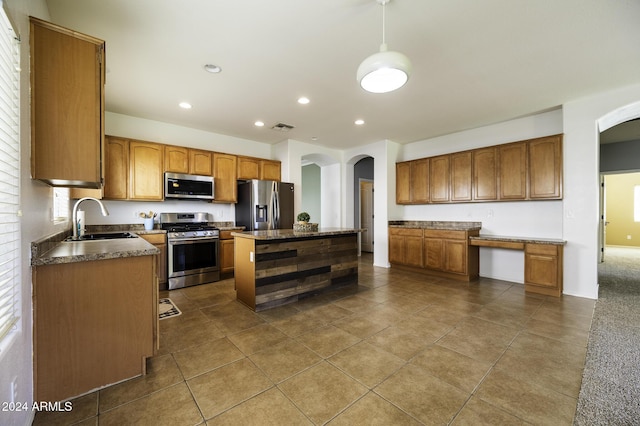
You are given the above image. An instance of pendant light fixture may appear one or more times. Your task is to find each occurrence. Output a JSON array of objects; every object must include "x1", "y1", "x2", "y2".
[{"x1": 357, "y1": 0, "x2": 412, "y2": 93}]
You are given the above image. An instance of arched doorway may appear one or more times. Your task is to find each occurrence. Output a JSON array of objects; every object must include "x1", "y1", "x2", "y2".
[
  {"x1": 598, "y1": 102, "x2": 640, "y2": 263},
  {"x1": 354, "y1": 157, "x2": 374, "y2": 256},
  {"x1": 599, "y1": 117, "x2": 640, "y2": 262}
]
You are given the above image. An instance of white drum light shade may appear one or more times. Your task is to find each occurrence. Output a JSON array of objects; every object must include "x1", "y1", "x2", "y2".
[{"x1": 357, "y1": 43, "x2": 412, "y2": 93}]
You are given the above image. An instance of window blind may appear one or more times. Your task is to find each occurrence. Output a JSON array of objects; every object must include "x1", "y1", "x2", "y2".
[{"x1": 0, "y1": 5, "x2": 20, "y2": 344}]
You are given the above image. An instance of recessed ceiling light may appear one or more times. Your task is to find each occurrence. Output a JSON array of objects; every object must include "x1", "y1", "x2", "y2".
[
  {"x1": 204, "y1": 64, "x2": 222, "y2": 73},
  {"x1": 355, "y1": 119, "x2": 365, "y2": 125},
  {"x1": 254, "y1": 121, "x2": 265, "y2": 127},
  {"x1": 179, "y1": 102, "x2": 192, "y2": 109},
  {"x1": 297, "y1": 97, "x2": 310, "y2": 105},
  {"x1": 311, "y1": 136, "x2": 318, "y2": 141}
]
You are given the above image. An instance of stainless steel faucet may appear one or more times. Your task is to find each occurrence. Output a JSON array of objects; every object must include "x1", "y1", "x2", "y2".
[{"x1": 71, "y1": 197, "x2": 109, "y2": 240}]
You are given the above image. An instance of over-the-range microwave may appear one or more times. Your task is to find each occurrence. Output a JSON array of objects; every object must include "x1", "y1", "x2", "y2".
[{"x1": 164, "y1": 172, "x2": 214, "y2": 200}]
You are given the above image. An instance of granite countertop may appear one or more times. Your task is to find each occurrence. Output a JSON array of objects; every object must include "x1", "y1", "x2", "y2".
[
  {"x1": 232, "y1": 228, "x2": 364, "y2": 241},
  {"x1": 388, "y1": 220, "x2": 482, "y2": 231},
  {"x1": 32, "y1": 235, "x2": 159, "y2": 266},
  {"x1": 470, "y1": 235, "x2": 566, "y2": 245}
]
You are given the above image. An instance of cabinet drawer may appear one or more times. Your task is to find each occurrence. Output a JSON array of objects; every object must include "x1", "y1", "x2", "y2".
[
  {"x1": 525, "y1": 244, "x2": 558, "y2": 256},
  {"x1": 423, "y1": 229, "x2": 467, "y2": 240},
  {"x1": 389, "y1": 227, "x2": 423, "y2": 237},
  {"x1": 220, "y1": 230, "x2": 234, "y2": 240},
  {"x1": 139, "y1": 233, "x2": 166, "y2": 245}
]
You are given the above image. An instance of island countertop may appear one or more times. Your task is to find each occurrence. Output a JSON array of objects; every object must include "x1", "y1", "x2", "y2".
[{"x1": 232, "y1": 228, "x2": 364, "y2": 241}]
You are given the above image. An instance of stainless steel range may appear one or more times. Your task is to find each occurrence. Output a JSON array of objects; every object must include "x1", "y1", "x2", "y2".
[{"x1": 160, "y1": 212, "x2": 220, "y2": 290}]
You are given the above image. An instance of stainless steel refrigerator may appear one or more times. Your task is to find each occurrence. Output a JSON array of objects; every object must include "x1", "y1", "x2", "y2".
[{"x1": 235, "y1": 180, "x2": 294, "y2": 230}]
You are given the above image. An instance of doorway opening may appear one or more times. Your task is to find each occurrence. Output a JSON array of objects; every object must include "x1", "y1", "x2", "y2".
[
  {"x1": 354, "y1": 156, "x2": 374, "y2": 261},
  {"x1": 599, "y1": 118, "x2": 640, "y2": 262}
]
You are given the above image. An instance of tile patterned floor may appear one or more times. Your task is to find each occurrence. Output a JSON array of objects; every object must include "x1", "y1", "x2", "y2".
[{"x1": 33, "y1": 254, "x2": 595, "y2": 425}]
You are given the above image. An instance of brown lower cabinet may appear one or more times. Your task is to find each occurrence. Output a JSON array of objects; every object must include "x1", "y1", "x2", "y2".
[
  {"x1": 33, "y1": 255, "x2": 158, "y2": 402},
  {"x1": 388, "y1": 228, "x2": 423, "y2": 268},
  {"x1": 139, "y1": 233, "x2": 167, "y2": 287},
  {"x1": 524, "y1": 243, "x2": 563, "y2": 296},
  {"x1": 389, "y1": 227, "x2": 479, "y2": 281},
  {"x1": 220, "y1": 230, "x2": 235, "y2": 275}
]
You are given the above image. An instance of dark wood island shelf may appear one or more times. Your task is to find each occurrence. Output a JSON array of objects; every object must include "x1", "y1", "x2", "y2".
[{"x1": 233, "y1": 229, "x2": 363, "y2": 311}]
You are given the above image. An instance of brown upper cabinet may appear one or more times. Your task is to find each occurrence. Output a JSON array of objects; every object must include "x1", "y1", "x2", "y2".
[
  {"x1": 395, "y1": 159, "x2": 429, "y2": 204},
  {"x1": 261, "y1": 159, "x2": 282, "y2": 181},
  {"x1": 395, "y1": 162, "x2": 411, "y2": 204},
  {"x1": 429, "y1": 155, "x2": 450, "y2": 203},
  {"x1": 104, "y1": 136, "x2": 164, "y2": 201},
  {"x1": 164, "y1": 146, "x2": 213, "y2": 176},
  {"x1": 472, "y1": 147, "x2": 498, "y2": 201},
  {"x1": 498, "y1": 142, "x2": 527, "y2": 200},
  {"x1": 164, "y1": 145, "x2": 189, "y2": 173},
  {"x1": 30, "y1": 17, "x2": 105, "y2": 188},
  {"x1": 237, "y1": 156, "x2": 281, "y2": 181},
  {"x1": 129, "y1": 140, "x2": 164, "y2": 200},
  {"x1": 528, "y1": 135, "x2": 562, "y2": 199},
  {"x1": 450, "y1": 152, "x2": 472, "y2": 202},
  {"x1": 103, "y1": 137, "x2": 129, "y2": 200},
  {"x1": 213, "y1": 153, "x2": 238, "y2": 203},
  {"x1": 396, "y1": 134, "x2": 563, "y2": 204},
  {"x1": 189, "y1": 149, "x2": 213, "y2": 176},
  {"x1": 237, "y1": 156, "x2": 261, "y2": 179}
]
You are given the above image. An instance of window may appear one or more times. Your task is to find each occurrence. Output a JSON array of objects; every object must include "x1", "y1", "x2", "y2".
[
  {"x1": 53, "y1": 187, "x2": 70, "y2": 223},
  {"x1": 635, "y1": 185, "x2": 640, "y2": 222},
  {"x1": 0, "y1": 5, "x2": 20, "y2": 347}
]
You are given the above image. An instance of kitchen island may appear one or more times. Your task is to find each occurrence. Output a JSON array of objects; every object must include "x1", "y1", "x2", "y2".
[{"x1": 232, "y1": 228, "x2": 363, "y2": 311}]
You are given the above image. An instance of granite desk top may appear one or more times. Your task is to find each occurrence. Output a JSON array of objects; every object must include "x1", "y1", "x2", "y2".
[
  {"x1": 232, "y1": 228, "x2": 364, "y2": 241},
  {"x1": 469, "y1": 235, "x2": 566, "y2": 246},
  {"x1": 388, "y1": 221, "x2": 482, "y2": 231}
]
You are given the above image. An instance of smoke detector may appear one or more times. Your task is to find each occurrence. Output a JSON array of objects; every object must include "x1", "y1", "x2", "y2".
[{"x1": 271, "y1": 122, "x2": 295, "y2": 132}]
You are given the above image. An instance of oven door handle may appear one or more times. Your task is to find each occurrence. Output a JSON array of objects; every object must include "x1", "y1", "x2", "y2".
[{"x1": 169, "y1": 237, "x2": 219, "y2": 244}]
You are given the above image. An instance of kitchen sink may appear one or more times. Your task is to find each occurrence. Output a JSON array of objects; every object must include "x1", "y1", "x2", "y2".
[{"x1": 65, "y1": 232, "x2": 138, "y2": 241}]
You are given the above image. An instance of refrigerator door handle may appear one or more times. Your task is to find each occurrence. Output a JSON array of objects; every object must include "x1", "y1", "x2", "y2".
[{"x1": 271, "y1": 181, "x2": 280, "y2": 229}]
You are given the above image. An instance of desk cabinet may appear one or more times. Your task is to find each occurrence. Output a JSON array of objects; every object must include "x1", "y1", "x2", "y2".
[
  {"x1": 424, "y1": 229, "x2": 478, "y2": 277},
  {"x1": 389, "y1": 228, "x2": 424, "y2": 268},
  {"x1": 389, "y1": 227, "x2": 479, "y2": 281},
  {"x1": 525, "y1": 243, "x2": 563, "y2": 296}
]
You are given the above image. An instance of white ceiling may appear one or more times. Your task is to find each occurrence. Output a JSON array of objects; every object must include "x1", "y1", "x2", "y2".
[{"x1": 44, "y1": 0, "x2": 640, "y2": 150}]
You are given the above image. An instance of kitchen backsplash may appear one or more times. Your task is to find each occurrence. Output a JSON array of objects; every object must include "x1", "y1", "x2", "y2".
[{"x1": 75, "y1": 199, "x2": 235, "y2": 226}]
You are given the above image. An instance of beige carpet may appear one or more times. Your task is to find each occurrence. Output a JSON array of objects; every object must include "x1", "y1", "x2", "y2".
[{"x1": 575, "y1": 246, "x2": 640, "y2": 425}]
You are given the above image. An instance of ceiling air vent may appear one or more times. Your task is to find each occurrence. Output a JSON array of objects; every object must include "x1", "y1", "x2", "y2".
[{"x1": 271, "y1": 122, "x2": 295, "y2": 132}]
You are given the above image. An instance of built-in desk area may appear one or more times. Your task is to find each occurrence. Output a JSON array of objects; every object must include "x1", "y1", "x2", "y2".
[{"x1": 469, "y1": 235, "x2": 566, "y2": 297}]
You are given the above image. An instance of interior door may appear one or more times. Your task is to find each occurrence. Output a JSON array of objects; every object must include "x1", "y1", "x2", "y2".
[
  {"x1": 600, "y1": 174, "x2": 606, "y2": 262},
  {"x1": 360, "y1": 180, "x2": 374, "y2": 252}
]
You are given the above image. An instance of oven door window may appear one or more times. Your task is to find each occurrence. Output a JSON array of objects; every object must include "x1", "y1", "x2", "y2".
[{"x1": 170, "y1": 239, "x2": 218, "y2": 275}]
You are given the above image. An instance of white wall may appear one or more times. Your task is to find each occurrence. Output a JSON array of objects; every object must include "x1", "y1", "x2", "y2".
[
  {"x1": 344, "y1": 140, "x2": 403, "y2": 268},
  {"x1": 563, "y1": 84, "x2": 640, "y2": 299}
]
